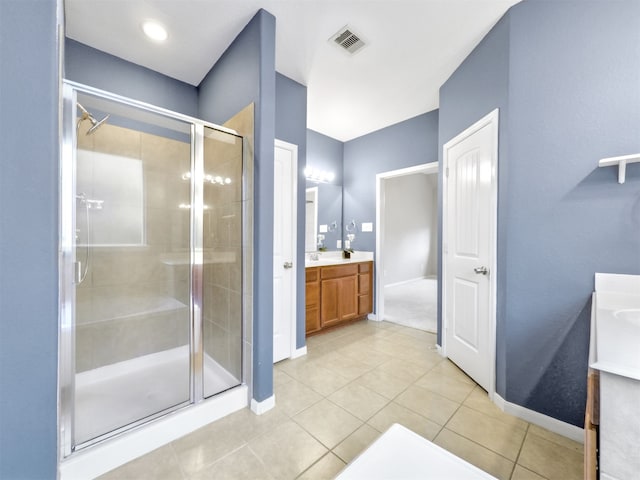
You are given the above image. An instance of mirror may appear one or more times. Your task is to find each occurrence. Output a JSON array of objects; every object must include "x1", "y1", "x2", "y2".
[{"x1": 305, "y1": 183, "x2": 342, "y2": 252}]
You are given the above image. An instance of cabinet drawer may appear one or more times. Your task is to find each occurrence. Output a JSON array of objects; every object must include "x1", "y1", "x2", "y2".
[
  {"x1": 306, "y1": 284, "x2": 319, "y2": 306},
  {"x1": 358, "y1": 273, "x2": 370, "y2": 295},
  {"x1": 358, "y1": 262, "x2": 371, "y2": 273},
  {"x1": 306, "y1": 306, "x2": 321, "y2": 334},
  {"x1": 321, "y1": 264, "x2": 358, "y2": 279},
  {"x1": 306, "y1": 267, "x2": 319, "y2": 283},
  {"x1": 358, "y1": 294, "x2": 371, "y2": 316}
]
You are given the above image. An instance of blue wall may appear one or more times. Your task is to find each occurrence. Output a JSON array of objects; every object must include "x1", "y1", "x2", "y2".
[
  {"x1": 65, "y1": 39, "x2": 198, "y2": 116},
  {"x1": 307, "y1": 130, "x2": 345, "y2": 250},
  {"x1": 343, "y1": 111, "x2": 440, "y2": 253},
  {"x1": 0, "y1": 0, "x2": 59, "y2": 478},
  {"x1": 439, "y1": 0, "x2": 640, "y2": 427},
  {"x1": 199, "y1": 9, "x2": 277, "y2": 402},
  {"x1": 275, "y1": 73, "x2": 307, "y2": 349},
  {"x1": 505, "y1": 0, "x2": 640, "y2": 426},
  {"x1": 307, "y1": 129, "x2": 344, "y2": 186},
  {"x1": 438, "y1": 12, "x2": 511, "y2": 386}
]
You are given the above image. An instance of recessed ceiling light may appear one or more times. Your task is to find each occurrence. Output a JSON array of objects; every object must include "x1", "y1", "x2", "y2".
[{"x1": 142, "y1": 21, "x2": 168, "y2": 42}]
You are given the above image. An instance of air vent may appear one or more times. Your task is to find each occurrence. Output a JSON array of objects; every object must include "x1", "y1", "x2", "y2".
[{"x1": 330, "y1": 25, "x2": 367, "y2": 55}]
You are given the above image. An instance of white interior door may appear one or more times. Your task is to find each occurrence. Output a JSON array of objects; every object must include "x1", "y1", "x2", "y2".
[
  {"x1": 273, "y1": 140, "x2": 297, "y2": 363},
  {"x1": 443, "y1": 110, "x2": 498, "y2": 392}
]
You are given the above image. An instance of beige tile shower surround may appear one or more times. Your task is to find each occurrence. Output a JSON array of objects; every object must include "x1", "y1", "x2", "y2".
[
  {"x1": 76, "y1": 119, "x2": 246, "y2": 377},
  {"x1": 99, "y1": 320, "x2": 583, "y2": 480}
]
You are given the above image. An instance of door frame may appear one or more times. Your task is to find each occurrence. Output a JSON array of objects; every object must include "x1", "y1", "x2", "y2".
[
  {"x1": 375, "y1": 162, "x2": 438, "y2": 323},
  {"x1": 441, "y1": 108, "x2": 499, "y2": 400},
  {"x1": 274, "y1": 139, "x2": 298, "y2": 360}
]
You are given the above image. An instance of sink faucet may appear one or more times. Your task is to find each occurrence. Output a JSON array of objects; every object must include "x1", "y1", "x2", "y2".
[{"x1": 309, "y1": 252, "x2": 319, "y2": 261}]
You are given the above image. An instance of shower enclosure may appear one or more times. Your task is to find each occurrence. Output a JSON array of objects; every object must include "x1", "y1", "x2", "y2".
[{"x1": 59, "y1": 81, "x2": 246, "y2": 456}]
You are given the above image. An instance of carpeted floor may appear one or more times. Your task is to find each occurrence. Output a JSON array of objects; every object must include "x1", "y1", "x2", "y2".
[{"x1": 383, "y1": 277, "x2": 437, "y2": 333}]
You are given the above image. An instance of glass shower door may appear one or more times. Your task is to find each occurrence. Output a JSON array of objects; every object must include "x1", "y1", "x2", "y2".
[
  {"x1": 201, "y1": 126, "x2": 243, "y2": 398},
  {"x1": 72, "y1": 92, "x2": 192, "y2": 446}
]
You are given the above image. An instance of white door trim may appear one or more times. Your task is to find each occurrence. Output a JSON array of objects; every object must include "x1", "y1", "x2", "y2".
[
  {"x1": 274, "y1": 139, "x2": 298, "y2": 360},
  {"x1": 442, "y1": 108, "x2": 499, "y2": 400},
  {"x1": 375, "y1": 162, "x2": 439, "y2": 323}
]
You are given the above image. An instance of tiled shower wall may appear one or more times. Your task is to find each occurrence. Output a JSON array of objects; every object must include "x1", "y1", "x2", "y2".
[
  {"x1": 75, "y1": 123, "x2": 192, "y2": 372},
  {"x1": 203, "y1": 129, "x2": 244, "y2": 384}
]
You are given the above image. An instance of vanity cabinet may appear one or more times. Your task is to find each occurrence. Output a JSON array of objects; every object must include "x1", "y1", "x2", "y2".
[
  {"x1": 306, "y1": 261, "x2": 373, "y2": 335},
  {"x1": 305, "y1": 267, "x2": 321, "y2": 334}
]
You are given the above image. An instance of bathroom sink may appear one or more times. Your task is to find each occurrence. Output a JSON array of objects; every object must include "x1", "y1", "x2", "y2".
[
  {"x1": 592, "y1": 289, "x2": 640, "y2": 380},
  {"x1": 615, "y1": 309, "x2": 640, "y2": 327}
]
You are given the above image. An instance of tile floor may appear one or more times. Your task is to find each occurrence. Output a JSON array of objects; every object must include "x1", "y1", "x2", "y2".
[{"x1": 99, "y1": 320, "x2": 584, "y2": 480}]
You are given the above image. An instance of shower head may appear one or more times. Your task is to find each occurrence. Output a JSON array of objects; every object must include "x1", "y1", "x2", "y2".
[
  {"x1": 86, "y1": 114, "x2": 110, "y2": 135},
  {"x1": 76, "y1": 103, "x2": 109, "y2": 135}
]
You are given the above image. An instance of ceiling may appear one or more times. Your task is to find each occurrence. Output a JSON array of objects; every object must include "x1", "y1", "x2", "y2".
[{"x1": 65, "y1": 0, "x2": 520, "y2": 142}]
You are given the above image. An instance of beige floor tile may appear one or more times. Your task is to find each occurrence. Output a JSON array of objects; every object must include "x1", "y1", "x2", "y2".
[
  {"x1": 445, "y1": 406, "x2": 526, "y2": 461},
  {"x1": 527, "y1": 424, "x2": 583, "y2": 454},
  {"x1": 248, "y1": 420, "x2": 328, "y2": 480},
  {"x1": 395, "y1": 384, "x2": 461, "y2": 426},
  {"x1": 332, "y1": 424, "x2": 381, "y2": 464},
  {"x1": 171, "y1": 418, "x2": 246, "y2": 476},
  {"x1": 518, "y1": 431, "x2": 583, "y2": 480},
  {"x1": 189, "y1": 445, "x2": 273, "y2": 480},
  {"x1": 415, "y1": 369, "x2": 476, "y2": 403},
  {"x1": 367, "y1": 402, "x2": 442, "y2": 441},
  {"x1": 395, "y1": 328, "x2": 437, "y2": 343},
  {"x1": 511, "y1": 465, "x2": 547, "y2": 480},
  {"x1": 98, "y1": 444, "x2": 183, "y2": 480},
  {"x1": 274, "y1": 378, "x2": 323, "y2": 417},
  {"x1": 376, "y1": 358, "x2": 431, "y2": 382},
  {"x1": 353, "y1": 367, "x2": 412, "y2": 399},
  {"x1": 297, "y1": 453, "x2": 346, "y2": 480},
  {"x1": 293, "y1": 399, "x2": 363, "y2": 449},
  {"x1": 328, "y1": 383, "x2": 390, "y2": 421},
  {"x1": 463, "y1": 387, "x2": 529, "y2": 430},
  {"x1": 221, "y1": 406, "x2": 289, "y2": 442},
  {"x1": 290, "y1": 362, "x2": 352, "y2": 396},
  {"x1": 433, "y1": 428, "x2": 514, "y2": 480},
  {"x1": 336, "y1": 344, "x2": 393, "y2": 367},
  {"x1": 396, "y1": 349, "x2": 444, "y2": 371},
  {"x1": 274, "y1": 368, "x2": 295, "y2": 386},
  {"x1": 430, "y1": 359, "x2": 476, "y2": 385},
  {"x1": 315, "y1": 353, "x2": 373, "y2": 381}
]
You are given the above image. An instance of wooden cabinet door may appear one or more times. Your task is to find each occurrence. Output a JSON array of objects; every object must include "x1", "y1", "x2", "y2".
[
  {"x1": 338, "y1": 275, "x2": 358, "y2": 321},
  {"x1": 321, "y1": 275, "x2": 357, "y2": 327}
]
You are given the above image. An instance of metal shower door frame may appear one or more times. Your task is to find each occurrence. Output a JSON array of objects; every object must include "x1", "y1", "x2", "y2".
[{"x1": 58, "y1": 80, "x2": 243, "y2": 458}]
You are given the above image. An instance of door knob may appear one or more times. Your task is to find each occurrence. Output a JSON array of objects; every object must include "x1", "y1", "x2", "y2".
[
  {"x1": 474, "y1": 266, "x2": 489, "y2": 275},
  {"x1": 283, "y1": 262, "x2": 293, "y2": 269}
]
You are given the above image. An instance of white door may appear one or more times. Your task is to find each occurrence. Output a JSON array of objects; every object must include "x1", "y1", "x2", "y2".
[
  {"x1": 443, "y1": 110, "x2": 498, "y2": 392},
  {"x1": 273, "y1": 140, "x2": 297, "y2": 363}
]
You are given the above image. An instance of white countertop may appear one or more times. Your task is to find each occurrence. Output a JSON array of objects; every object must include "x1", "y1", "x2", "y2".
[
  {"x1": 590, "y1": 273, "x2": 640, "y2": 380},
  {"x1": 304, "y1": 251, "x2": 373, "y2": 268},
  {"x1": 336, "y1": 424, "x2": 497, "y2": 480}
]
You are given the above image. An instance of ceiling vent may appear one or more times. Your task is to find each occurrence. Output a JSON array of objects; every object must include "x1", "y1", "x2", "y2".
[{"x1": 330, "y1": 25, "x2": 367, "y2": 55}]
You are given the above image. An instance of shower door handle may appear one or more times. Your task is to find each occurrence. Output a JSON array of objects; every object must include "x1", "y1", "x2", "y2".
[{"x1": 283, "y1": 262, "x2": 293, "y2": 269}]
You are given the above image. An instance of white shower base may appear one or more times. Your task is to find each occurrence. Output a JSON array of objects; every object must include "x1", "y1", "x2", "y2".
[
  {"x1": 75, "y1": 345, "x2": 240, "y2": 445},
  {"x1": 61, "y1": 345, "x2": 247, "y2": 480}
]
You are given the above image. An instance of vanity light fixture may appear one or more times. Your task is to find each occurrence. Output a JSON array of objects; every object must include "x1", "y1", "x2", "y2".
[
  {"x1": 304, "y1": 166, "x2": 335, "y2": 183},
  {"x1": 142, "y1": 20, "x2": 168, "y2": 42}
]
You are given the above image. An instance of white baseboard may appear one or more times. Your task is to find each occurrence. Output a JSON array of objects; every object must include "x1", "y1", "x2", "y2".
[
  {"x1": 436, "y1": 344, "x2": 444, "y2": 356},
  {"x1": 493, "y1": 394, "x2": 584, "y2": 444},
  {"x1": 250, "y1": 394, "x2": 275, "y2": 415},
  {"x1": 291, "y1": 346, "x2": 307, "y2": 359},
  {"x1": 367, "y1": 313, "x2": 379, "y2": 321}
]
